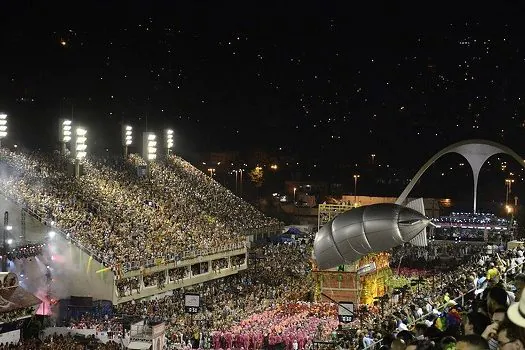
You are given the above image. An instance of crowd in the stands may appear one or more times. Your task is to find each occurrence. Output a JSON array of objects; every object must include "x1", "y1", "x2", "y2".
[
  {"x1": 0, "y1": 334, "x2": 121, "y2": 350},
  {"x1": 113, "y1": 241, "x2": 313, "y2": 348},
  {"x1": 0, "y1": 149, "x2": 279, "y2": 269}
]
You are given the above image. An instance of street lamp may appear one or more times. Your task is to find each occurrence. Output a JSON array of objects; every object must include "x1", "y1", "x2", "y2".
[
  {"x1": 293, "y1": 187, "x2": 297, "y2": 203},
  {"x1": 505, "y1": 178, "x2": 515, "y2": 204},
  {"x1": 59, "y1": 119, "x2": 72, "y2": 155},
  {"x1": 353, "y1": 174, "x2": 360, "y2": 205},
  {"x1": 208, "y1": 168, "x2": 216, "y2": 177},
  {"x1": 74, "y1": 127, "x2": 87, "y2": 178},
  {"x1": 123, "y1": 125, "x2": 133, "y2": 158},
  {"x1": 166, "y1": 129, "x2": 174, "y2": 156},
  {"x1": 239, "y1": 169, "x2": 244, "y2": 196},
  {"x1": 371, "y1": 154, "x2": 376, "y2": 164},
  {"x1": 232, "y1": 170, "x2": 239, "y2": 193},
  {"x1": 0, "y1": 113, "x2": 7, "y2": 147}
]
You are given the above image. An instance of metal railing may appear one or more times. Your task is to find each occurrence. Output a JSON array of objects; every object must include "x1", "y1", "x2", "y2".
[{"x1": 120, "y1": 242, "x2": 246, "y2": 273}]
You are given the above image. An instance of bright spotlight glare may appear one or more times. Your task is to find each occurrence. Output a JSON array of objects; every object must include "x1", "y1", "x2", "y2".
[
  {"x1": 6, "y1": 239, "x2": 13, "y2": 245},
  {"x1": 5, "y1": 225, "x2": 12, "y2": 231},
  {"x1": 48, "y1": 231, "x2": 56, "y2": 238}
]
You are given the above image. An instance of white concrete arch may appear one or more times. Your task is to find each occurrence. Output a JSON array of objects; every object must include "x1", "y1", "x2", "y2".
[{"x1": 395, "y1": 139, "x2": 525, "y2": 213}]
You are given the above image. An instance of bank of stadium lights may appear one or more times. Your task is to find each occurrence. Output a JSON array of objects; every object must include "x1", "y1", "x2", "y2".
[
  {"x1": 59, "y1": 119, "x2": 72, "y2": 155},
  {"x1": 123, "y1": 125, "x2": 133, "y2": 158},
  {"x1": 73, "y1": 127, "x2": 87, "y2": 178},
  {"x1": 148, "y1": 134, "x2": 157, "y2": 160},
  {"x1": 142, "y1": 132, "x2": 157, "y2": 161},
  {"x1": 62, "y1": 120, "x2": 72, "y2": 142},
  {"x1": 75, "y1": 128, "x2": 87, "y2": 160},
  {"x1": 0, "y1": 113, "x2": 7, "y2": 146},
  {"x1": 166, "y1": 129, "x2": 174, "y2": 155}
]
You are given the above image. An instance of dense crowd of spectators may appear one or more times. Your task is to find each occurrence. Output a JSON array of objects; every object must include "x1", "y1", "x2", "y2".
[
  {"x1": 0, "y1": 307, "x2": 34, "y2": 324},
  {"x1": 0, "y1": 334, "x2": 121, "y2": 349},
  {"x1": 340, "y1": 245, "x2": 525, "y2": 350},
  {"x1": 113, "y1": 241, "x2": 313, "y2": 348},
  {"x1": 0, "y1": 149, "x2": 279, "y2": 269}
]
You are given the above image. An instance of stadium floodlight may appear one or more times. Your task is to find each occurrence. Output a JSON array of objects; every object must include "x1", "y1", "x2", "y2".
[
  {"x1": 48, "y1": 231, "x2": 56, "y2": 239},
  {"x1": 124, "y1": 125, "x2": 133, "y2": 146},
  {"x1": 73, "y1": 127, "x2": 87, "y2": 178},
  {"x1": 75, "y1": 128, "x2": 87, "y2": 160},
  {"x1": 6, "y1": 239, "x2": 12, "y2": 245},
  {"x1": 5, "y1": 226, "x2": 12, "y2": 231},
  {"x1": 61, "y1": 119, "x2": 72, "y2": 143},
  {"x1": 142, "y1": 132, "x2": 157, "y2": 161},
  {"x1": 0, "y1": 114, "x2": 7, "y2": 146},
  {"x1": 123, "y1": 125, "x2": 133, "y2": 158},
  {"x1": 166, "y1": 129, "x2": 174, "y2": 155}
]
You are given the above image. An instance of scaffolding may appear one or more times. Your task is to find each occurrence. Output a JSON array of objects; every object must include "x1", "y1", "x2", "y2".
[{"x1": 317, "y1": 203, "x2": 354, "y2": 231}]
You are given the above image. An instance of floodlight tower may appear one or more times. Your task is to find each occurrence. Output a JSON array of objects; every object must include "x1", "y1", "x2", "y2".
[
  {"x1": 0, "y1": 113, "x2": 8, "y2": 148},
  {"x1": 142, "y1": 132, "x2": 157, "y2": 177},
  {"x1": 166, "y1": 129, "x2": 174, "y2": 156},
  {"x1": 59, "y1": 119, "x2": 72, "y2": 155},
  {"x1": 123, "y1": 125, "x2": 133, "y2": 158},
  {"x1": 74, "y1": 127, "x2": 87, "y2": 178}
]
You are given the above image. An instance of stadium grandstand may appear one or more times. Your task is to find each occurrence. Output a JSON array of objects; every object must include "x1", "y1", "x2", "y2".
[
  {"x1": 0, "y1": 148, "x2": 282, "y2": 305},
  {"x1": 431, "y1": 212, "x2": 513, "y2": 242}
]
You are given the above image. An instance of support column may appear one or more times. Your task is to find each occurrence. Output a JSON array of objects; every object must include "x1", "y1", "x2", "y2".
[{"x1": 472, "y1": 168, "x2": 480, "y2": 214}]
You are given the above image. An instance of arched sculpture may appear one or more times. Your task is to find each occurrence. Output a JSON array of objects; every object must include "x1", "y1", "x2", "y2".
[{"x1": 395, "y1": 139, "x2": 525, "y2": 213}]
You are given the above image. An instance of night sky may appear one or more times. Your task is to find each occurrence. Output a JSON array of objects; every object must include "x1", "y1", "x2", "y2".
[{"x1": 1, "y1": 2, "x2": 525, "y2": 203}]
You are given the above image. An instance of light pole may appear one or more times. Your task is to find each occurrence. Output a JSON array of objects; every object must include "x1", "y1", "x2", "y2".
[
  {"x1": 142, "y1": 132, "x2": 157, "y2": 178},
  {"x1": 293, "y1": 187, "x2": 297, "y2": 203},
  {"x1": 239, "y1": 169, "x2": 244, "y2": 196},
  {"x1": 166, "y1": 129, "x2": 174, "y2": 156},
  {"x1": 233, "y1": 170, "x2": 238, "y2": 193},
  {"x1": 208, "y1": 168, "x2": 215, "y2": 177},
  {"x1": 371, "y1": 154, "x2": 376, "y2": 164},
  {"x1": 74, "y1": 127, "x2": 87, "y2": 178},
  {"x1": 123, "y1": 125, "x2": 133, "y2": 158},
  {"x1": 60, "y1": 119, "x2": 72, "y2": 155},
  {"x1": 0, "y1": 113, "x2": 8, "y2": 148},
  {"x1": 505, "y1": 178, "x2": 514, "y2": 204},
  {"x1": 353, "y1": 174, "x2": 360, "y2": 205}
]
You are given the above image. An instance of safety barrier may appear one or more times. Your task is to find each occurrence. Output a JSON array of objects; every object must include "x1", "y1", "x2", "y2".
[{"x1": 120, "y1": 242, "x2": 246, "y2": 273}]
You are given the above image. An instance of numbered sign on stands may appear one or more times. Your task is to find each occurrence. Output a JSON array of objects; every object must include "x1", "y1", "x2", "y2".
[
  {"x1": 338, "y1": 302, "x2": 354, "y2": 323},
  {"x1": 184, "y1": 293, "x2": 200, "y2": 314}
]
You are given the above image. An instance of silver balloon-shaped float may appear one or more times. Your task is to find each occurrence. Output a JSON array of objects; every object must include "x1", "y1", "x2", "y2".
[{"x1": 314, "y1": 203, "x2": 431, "y2": 270}]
